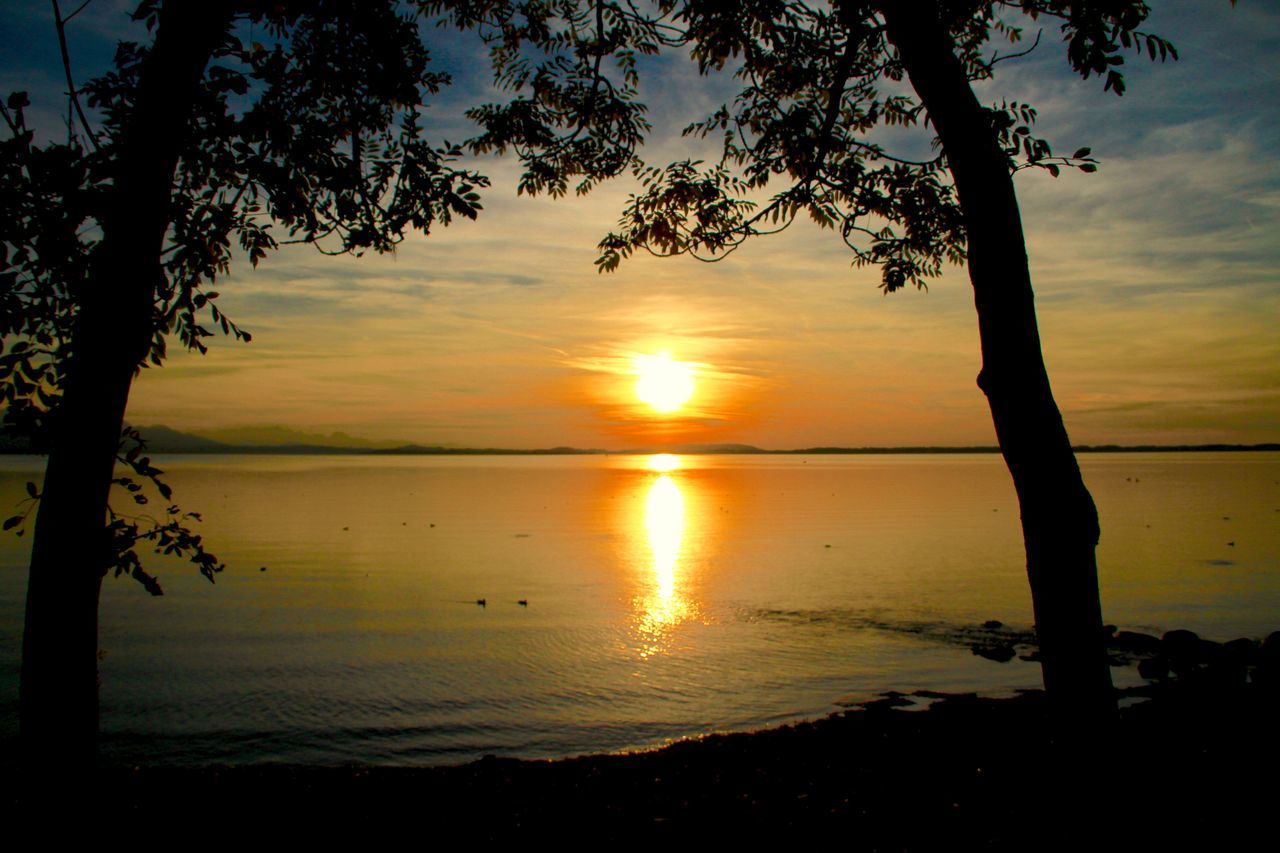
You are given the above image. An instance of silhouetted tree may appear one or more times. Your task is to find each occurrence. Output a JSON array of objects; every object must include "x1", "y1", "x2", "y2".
[
  {"x1": 1, "y1": 0, "x2": 641, "y2": 768},
  {"x1": 612, "y1": 0, "x2": 1183, "y2": 722},
  {"x1": 450, "y1": 0, "x2": 1192, "y2": 723}
]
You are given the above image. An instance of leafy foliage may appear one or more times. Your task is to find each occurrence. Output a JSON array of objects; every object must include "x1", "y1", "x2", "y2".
[
  {"x1": 0, "y1": 92, "x2": 96, "y2": 447},
  {"x1": 428, "y1": 0, "x2": 662, "y2": 197},
  {"x1": 106, "y1": 0, "x2": 493, "y2": 363},
  {"x1": 0, "y1": 0, "x2": 522, "y2": 592},
  {"x1": 581, "y1": 2, "x2": 1178, "y2": 291},
  {"x1": 106, "y1": 426, "x2": 222, "y2": 595}
]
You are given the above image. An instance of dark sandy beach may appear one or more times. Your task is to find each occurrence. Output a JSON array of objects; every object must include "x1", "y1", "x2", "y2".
[{"x1": 7, "y1": 672, "x2": 1274, "y2": 848}]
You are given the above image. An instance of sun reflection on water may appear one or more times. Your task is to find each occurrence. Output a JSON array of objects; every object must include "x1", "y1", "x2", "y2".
[
  {"x1": 647, "y1": 453, "x2": 680, "y2": 473},
  {"x1": 633, "y1": 455, "x2": 699, "y2": 658}
]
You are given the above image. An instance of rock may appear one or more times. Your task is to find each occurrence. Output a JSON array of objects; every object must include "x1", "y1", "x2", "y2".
[
  {"x1": 982, "y1": 620, "x2": 1003, "y2": 630},
  {"x1": 860, "y1": 694, "x2": 914, "y2": 711},
  {"x1": 1137, "y1": 656, "x2": 1169, "y2": 681},
  {"x1": 1185, "y1": 659, "x2": 1247, "y2": 690},
  {"x1": 1258, "y1": 633, "x2": 1280, "y2": 686},
  {"x1": 1223, "y1": 638, "x2": 1259, "y2": 666},
  {"x1": 1202, "y1": 638, "x2": 1231, "y2": 664},
  {"x1": 971, "y1": 644, "x2": 1016, "y2": 663},
  {"x1": 1262, "y1": 632, "x2": 1280, "y2": 663},
  {"x1": 1113, "y1": 631, "x2": 1162, "y2": 655},
  {"x1": 1162, "y1": 629, "x2": 1201, "y2": 662}
]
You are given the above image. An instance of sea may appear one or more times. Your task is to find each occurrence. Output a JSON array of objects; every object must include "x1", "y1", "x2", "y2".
[{"x1": 0, "y1": 452, "x2": 1276, "y2": 766}]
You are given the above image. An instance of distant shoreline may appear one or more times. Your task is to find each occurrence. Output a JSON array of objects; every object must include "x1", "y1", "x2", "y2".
[
  {"x1": 2, "y1": 442, "x2": 1278, "y2": 457},
  {"x1": 1, "y1": 424, "x2": 1277, "y2": 456}
]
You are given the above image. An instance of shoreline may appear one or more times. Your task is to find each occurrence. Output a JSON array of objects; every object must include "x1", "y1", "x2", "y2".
[
  {"x1": 5, "y1": 680, "x2": 1275, "y2": 843},
  {"x1": 4, "y1": 443, "x2": 1280, "y2": 457}
]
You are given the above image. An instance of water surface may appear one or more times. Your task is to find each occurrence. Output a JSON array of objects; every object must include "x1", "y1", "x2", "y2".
[{"x1": 0, "y1": 452, "x2": 1275, "y2": 765}]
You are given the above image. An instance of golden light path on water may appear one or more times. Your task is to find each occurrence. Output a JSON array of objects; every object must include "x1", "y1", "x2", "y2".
[{"x1": 633, "y1": 454, "x2": 698, "y2": 658}]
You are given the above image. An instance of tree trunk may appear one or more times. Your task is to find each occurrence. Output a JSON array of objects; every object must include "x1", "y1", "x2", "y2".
[
  {"x1": 20, "y1": 1, "x2": 233, "y2": 769},
  {"x1": 880, "y1": 2, "x2": 1115, "y2": 723}
]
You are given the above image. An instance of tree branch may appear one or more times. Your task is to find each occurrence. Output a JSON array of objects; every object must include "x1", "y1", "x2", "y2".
[
  {"x1": 990, "y1": 28, "x2": 1042, "y2": 67},
  {"x1": 52, "y1": 0, "x2": 100, "y2": 151},
  {"x1": 62, "y1": 0, "x2": 92, "y2": 23}
]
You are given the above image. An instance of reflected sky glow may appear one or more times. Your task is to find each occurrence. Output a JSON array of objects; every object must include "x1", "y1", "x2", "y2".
[{"x1": 633, "y1": 456, "x2": 698, "y2": 657}]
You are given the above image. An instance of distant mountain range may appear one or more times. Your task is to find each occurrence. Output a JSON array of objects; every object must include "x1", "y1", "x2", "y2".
[
  {"x1": 124, "y1": 427, "x2": 771, "y2": 455},
  {"x1": 197, "y1": 425, "x2": 408, "y2": 450},
  {"x1": 0, "y1": 424, "x2": 1276, "y2": 455},
  {"x1": 123, "y1": 425, "x2": 401, "y2": 455}
]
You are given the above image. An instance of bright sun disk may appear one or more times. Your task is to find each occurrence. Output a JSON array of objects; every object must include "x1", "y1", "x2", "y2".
[{"x1": 634, "y1": 353, "x2": 695, "y2": 413}]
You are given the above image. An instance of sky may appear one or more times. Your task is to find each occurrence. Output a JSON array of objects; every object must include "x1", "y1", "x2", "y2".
[{"x1": 3, "y1": 1, "x2": 1278, "y2": 450}]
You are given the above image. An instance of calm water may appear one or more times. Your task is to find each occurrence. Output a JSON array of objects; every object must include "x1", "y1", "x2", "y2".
[{"x1": 1, "y1": 452, "x2": 1277, "y2": 765}]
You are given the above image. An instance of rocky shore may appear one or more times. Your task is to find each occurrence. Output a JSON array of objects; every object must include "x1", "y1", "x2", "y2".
[{"x1": 5, "y1": 629, "x2": 1276, "y2": 845}]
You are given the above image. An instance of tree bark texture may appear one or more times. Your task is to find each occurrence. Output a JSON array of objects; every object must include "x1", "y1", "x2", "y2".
[
  {"x1": 880, "y1": 1, "x2": 1115, "y2": 721},
  {"x1": 20, "y1": 1, "x2": 233, "y2": 768}
]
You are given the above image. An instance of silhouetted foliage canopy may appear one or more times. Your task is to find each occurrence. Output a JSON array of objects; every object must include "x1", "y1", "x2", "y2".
[
  {"x1": 565, "y1": 1, "x2": 1175, "y2": 290},
  {"x1": 0, "y1": 0, "x2": 662, "y2": 594}
]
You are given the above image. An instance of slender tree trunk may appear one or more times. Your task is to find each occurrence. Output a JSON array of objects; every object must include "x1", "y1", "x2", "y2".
[
  {"x1": 20, "y1": 1, "x2": 233, "y2": 769},
  {"x1": 880, "y1": 2, "x2": 1115, "y2": 722}
]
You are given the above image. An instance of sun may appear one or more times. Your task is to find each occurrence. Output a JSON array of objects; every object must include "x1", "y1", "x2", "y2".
[{"x1": 634, "y1": 352, "x2": 695, "y2": 413}]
